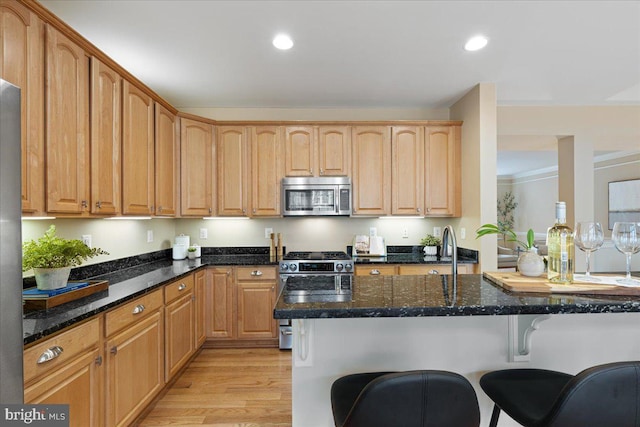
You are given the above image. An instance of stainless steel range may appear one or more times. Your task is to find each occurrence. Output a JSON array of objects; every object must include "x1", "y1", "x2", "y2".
[{"x1": 278, "y1": 251, "x2": 353, "y2": 349}]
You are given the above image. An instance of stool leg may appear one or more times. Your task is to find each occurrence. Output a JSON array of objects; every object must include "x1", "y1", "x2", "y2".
[{"x1": 489, "y1": 404, "x2": 501, "y2": 427}]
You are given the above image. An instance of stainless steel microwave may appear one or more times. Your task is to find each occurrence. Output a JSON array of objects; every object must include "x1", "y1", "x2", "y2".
[{"x1": 281, "y1": 177, "x2": 351, "y2": 216}]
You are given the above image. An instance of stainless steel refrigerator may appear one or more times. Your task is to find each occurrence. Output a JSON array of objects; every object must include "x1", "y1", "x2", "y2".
[{"x1": 0, "y1": 78, "x2": 24, "y2": 403}]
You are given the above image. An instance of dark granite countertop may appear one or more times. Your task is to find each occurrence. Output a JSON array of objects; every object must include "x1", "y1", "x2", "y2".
[
  {"x1": 23, "y1": 248, "x2": 280, "y2": 345},
  {"x1": 273, "y1": 274, "x2": 640, "y2": 319},
  {"x1": 348, "y1": 245, "x2": 478, "y2": 265}
]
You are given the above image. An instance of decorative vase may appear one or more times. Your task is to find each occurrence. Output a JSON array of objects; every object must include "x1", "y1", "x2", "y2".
[
  {"x1": 423, "y1": 246, "x2": 438, "y2": 256},
  {"x1": 517, "y1": 248, "x2": 545, "y2": 277},
  {"x1": 34, "y1": 266, "x2": 72, "y2": 290}
]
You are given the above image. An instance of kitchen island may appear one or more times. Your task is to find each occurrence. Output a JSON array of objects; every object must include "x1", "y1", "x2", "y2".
[{"x1": 274, "y1": 274, "x2": 640, "y2": 427}]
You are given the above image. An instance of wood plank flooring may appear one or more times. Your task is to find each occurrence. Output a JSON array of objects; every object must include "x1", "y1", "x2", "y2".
[{"x1": 137, "y1": 348, "x2": 292, "y2": 427}]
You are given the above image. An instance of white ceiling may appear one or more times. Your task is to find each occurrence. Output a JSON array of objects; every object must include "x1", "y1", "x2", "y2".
[{"x1": 39, "y1": 0, "x2": 640, "y2": 174}]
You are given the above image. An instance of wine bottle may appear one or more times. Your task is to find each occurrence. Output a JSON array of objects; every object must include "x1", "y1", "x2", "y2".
[{"x1": 547, "y1": 201, "x2": 574, "y2": 283}]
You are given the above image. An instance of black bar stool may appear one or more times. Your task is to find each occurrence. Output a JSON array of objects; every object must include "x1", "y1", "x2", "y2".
[
  {"x1": 480, "y1": 361, "x2": 640, "y2": 427},
  {"x1": 330, "y1": 370, "x2": 480, "y2": 427}
]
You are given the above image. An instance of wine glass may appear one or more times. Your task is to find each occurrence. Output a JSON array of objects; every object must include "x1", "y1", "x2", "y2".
[
  {"x1": 574, "y1": 222, "x2": 604, "y2": 282},
  {"x1": 612, "y1": 222, "x2": 640, "y2": 285}
]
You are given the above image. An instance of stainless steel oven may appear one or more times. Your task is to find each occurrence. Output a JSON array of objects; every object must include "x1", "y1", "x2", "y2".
[{"x1": 278, "y1": 251, "x2": 353, "y2": 349}]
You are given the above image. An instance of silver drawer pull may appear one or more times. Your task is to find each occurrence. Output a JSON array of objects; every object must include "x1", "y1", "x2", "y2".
[
  {"x1": 251, "y1": 270, "x2": 263, "y2": 276},
  {"x1": 429, "y1": 269, "x2": 440, "y2": 275},
  {"x1": 178, "y1": 284, "x2": 186, "y2": 291},
  {"x1": 281, "y1": 329, "x2": 293, "y2": 336},
  {"x1": 132, "y1": 304, "x2": 145, "y2": 314},
  {"x1": 37, "y1": 346, "x2": 64, "y2": 364},
  {"x1": 370, "y1": 269, "x2": 380, "y2": 275}
]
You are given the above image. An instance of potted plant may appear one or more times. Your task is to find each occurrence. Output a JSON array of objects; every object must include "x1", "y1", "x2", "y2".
[
  {"x1": 187, "y1": 246, "x2": 197, "y2": 260},
  {"x1": 420, "y1": 234, "x2": 442, "y2": 256},
  {"x1": 22, "y1": 225, "x2": 109, "y2": 290},
  {"x1": 476, "y1": 224, "x2": 544, "y2": 276}
]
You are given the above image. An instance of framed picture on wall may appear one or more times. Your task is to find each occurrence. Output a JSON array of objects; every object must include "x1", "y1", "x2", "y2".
[{"x1": 608, "y1": 178, "x2": 640, "y2": 229}]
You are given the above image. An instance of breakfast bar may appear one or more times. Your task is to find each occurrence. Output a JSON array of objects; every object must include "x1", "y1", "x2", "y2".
[{"x1": 274, "y1": 274, "x2": 640, "y2": 427}]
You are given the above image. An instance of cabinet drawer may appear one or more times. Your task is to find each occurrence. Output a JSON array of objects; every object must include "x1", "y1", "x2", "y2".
[
  {"x1": 105, "y1": 288, "x2": 163, "y2": 337},
  {"x1": 165, "y1": 274, "x2": 194, "y2": 304},
  {"x1": 355, "y1": 265, "x2": 397, "y2": 276},
  {"x1": 24, "y1": 317, "x2": 100, "y2": 384},
  {"x1": 236, "y1": 266, "x2": 277, "y2": 281}
]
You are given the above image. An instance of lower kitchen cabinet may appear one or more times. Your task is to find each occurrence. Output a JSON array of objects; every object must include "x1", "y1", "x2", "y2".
[
  {"x1": 236, "y1": 267, "x2": 277, "y2": 340},
  {"x1": 105, "y1": 289, "x2": 164, "y2": 427},
  {"x1": 205, "y1": 266, "x2": 235, "y2": 339},
  {"x1": 194, "y1": 269, "x2": 207, "y2": 348},
  {"x1": 164, "y1": 275, "x2": 195, "y2": 381},
  {"x1": 23, "y1": 317, "x2": 103, "y2": 427}
]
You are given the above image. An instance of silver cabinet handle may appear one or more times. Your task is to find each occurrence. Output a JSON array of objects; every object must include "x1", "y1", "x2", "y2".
[
  {"x1": 95, "y1": 355, "x2": 103, "y2": 366},
  {"x1": 370, "y1": 269, "x2": 381, "y2": 275},
  {"x1": 178, "y1": 283, "x2": 186, "y2": 291},
  {"x1": 429, "y1": 269, "x2": 440, "y2": 275},
  {"x1": 110, "y1": 346, "x2": 117, "y2": 355},
  {"x1": 320, "y1": 168, "x2": 324, "y2": 175},
  {"x1": 281, "y1": 329, "x2": 293, "y2": 336},
  {"x1": 132, "y1": 304, "x2": 145, "y2": 314},
  {"x1": 37, "y1": 346, "x2": 63, "y2": 364},
  {"x1": 251, "y1": 270, "x2": 263, "y2": 276}
]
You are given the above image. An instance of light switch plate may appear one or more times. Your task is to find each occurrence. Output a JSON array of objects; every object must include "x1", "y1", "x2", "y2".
[
  {"x1": 81, "y1": 235, "x2": 92, "y2": 248},
  {"x1": 147, "y1": 230, "x2": 153, "y2": 243},
  {"x1": 433, "y1": 226, "x2": 442, "y2": 238},
  {"x1": 265, "y1": 227, "x2": 273, "y2": 239},
  {"x1": 199, "y1": 228, "x2": 208, "y2": 239},
  {"x1": 369, "y1": 227, "x2": 377, "y2": 237}
]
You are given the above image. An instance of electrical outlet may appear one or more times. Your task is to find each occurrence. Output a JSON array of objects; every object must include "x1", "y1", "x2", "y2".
[
  {"x1": 460, "y1": 227, "x2": 466, "y2": 239},
  {"x1": 433, "y1": 227, "x2": 442, "y2": 238},
  {"x1": 265, "y1": 227, "x2": 273, "y2": 239},
  {"x1": 147, "y1": 230, "x2": 153, "y2": 243},
  {"x1": 369, "y1": 227, "x2": 377, "y2": 237},
  {"x1": 199, "y1": 228, "x2": 208, "y2": 239},
  {"x1": 81, "y1": 234, "x2": 92, "y2": 248},
  {"x1": 402, "y1": 228, "x2": 409, "y2": 238}
]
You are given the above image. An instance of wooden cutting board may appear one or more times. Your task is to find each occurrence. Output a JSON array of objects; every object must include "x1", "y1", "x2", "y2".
[{"x1": 483, "y1": 272, "x2": 640, "y2": 296}]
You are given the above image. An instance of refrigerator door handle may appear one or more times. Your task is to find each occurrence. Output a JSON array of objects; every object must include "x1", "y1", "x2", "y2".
[{"x1": 37, "y1": 346, "x2": 64, "y2": 364}]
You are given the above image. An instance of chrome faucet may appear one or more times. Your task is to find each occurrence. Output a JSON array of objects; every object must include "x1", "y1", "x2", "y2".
[{"x1": 441, "y1": 225, "x2": 458, "y2": 278}]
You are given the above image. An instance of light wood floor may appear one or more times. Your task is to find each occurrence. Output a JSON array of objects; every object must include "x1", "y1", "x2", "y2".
[{"x1": 138, "y1": 348, "x2": 292, "y2": 427}]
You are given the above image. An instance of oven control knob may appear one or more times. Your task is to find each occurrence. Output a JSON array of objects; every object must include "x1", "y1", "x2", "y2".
[
  {"x1": 289, "y1": 263, "x2": 297, "y2": 272},
  {"x1": 345, "y1": 263, "x2": 353, "y2": 271},
  {"x1": 280, "y1": 264, "x2": 288, "y2": 271},
  {"x1": 336, "y1": 263, "x2": 344, "y2": 271}
]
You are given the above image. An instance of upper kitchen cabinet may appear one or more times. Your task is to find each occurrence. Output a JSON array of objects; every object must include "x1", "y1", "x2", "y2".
[
  {"x1": 122, "y1": 80, "x2": 154, "y2": 215},
  {"x1": 45, "y1": 25, "x2": 90, "y2": 215},
  {"x1": 154, "y1": 103, "x2": 179, "y2": 216},
  {"x1": 0, "y1": 0, "x2": 45, "y2": 215},
  {"x1": 424, "y1": 125, "x2": 461, "y2": 217},
  {"x1": 90, "y1": 57, "x2": 121, "y2": 216},
  {"x1": 391, "y1": 126, "x2": 424, "y2": 216},
  {"x1": 180, "y1": 116, "x2": 214, "y2": 217},
  {"x1": 285, "y1": 126, "x2": 350, "y2": 177},
  {"x1": 284, "y1": 126, "x2": 315, "y2": 177},
  {"x1": 318, "y1": 126, "x2": 350, "y2": 176},
  {"x1": 251, "y1": 126, "x2": 283, "y2": 217},
  {"x1": 217, "y1": 126, "x2": 249, "y2": 216},
  {"x1": 351, "y1": 126, "x2": 391, "y2": 216}
]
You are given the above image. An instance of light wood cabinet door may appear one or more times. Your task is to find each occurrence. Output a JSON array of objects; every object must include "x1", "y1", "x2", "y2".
[
  {"x1": 165, "y1": 292, "x2": 194, "y2": 381},
  {"x1": 45, "y1": 24, "x2": 90, "y2": 214},
  {"x1": 392, "y1": 126, "x2": 424, "y2": 215},
  {"x1": 90, "y1": 57, "x2": 120, "y2": 215},
  {"x1": 155, "y1": 103, "x2": 179, "y2": 216},
  {"x1": 424, "y1": 125, "x2": 461, "y2": 217},
  {"x1": 351, "y1": 126, "x2": 391, "y2": 216},
  {"x1": 285, "y1": 126, "x2": 316, "y2": 176},
  {"x1": 318, "y1": 126, "x2": 350, "y2": 176},
  {"x1": 0, "y1": 0, "x2": 45, "y2": 215},
  {"x1": 194, "y1": 269, "x2": 206, "y2": 348},
  {"x1": 217, "y1": 126, "x2": 248, "y2": 216},
  {"x1": 122, "y1": 80, "x2": 154, "y2": 215},
  {"x1": 106, "y1": 309, "x2": 163, "y2": 427},
  {"x1": 25, "y1": 348, "x2": 103, "y2": 427},
  {"x1": 205, "y1": 267, "x2": 235, "y2": 339},
  {"x1": 251, "y1": 126, "x2": 283, "y2": 217},
  {"x1": 181, "y1": 118, "x2": 214, "y2": 216},
  {"x1": 397, "y1": 264, "x2": 470, "y2": 275},
  {"x1": 354, "y1": 264, "x2": 397, "y2": 276},
  {"x1": 237, "y1": 267, "x2": 277, "y2": 339}
]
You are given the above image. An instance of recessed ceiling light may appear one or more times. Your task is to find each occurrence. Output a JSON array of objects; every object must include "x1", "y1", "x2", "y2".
[
  {"x1": 273, "y1": 34, "x2": 293, "y2": 50},
  {"x1": 464, "y1": 35, "x2": 488, "y2": 51}
]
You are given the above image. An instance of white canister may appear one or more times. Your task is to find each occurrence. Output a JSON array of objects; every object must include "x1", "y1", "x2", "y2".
[{"x1": 172, "y1": 244, "x2": 187, "y2": 260}]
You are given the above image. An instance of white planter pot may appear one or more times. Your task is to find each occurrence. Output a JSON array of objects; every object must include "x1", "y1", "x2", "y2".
[
  {"x1": 423, "y1": 246, "x2": 438, "y2": 256},
  {"x1": 188, "y1": 251, "x2": 196, "y2": 260},
  {"x1": 517, "y1": 248, "x2": 545, "y2": 277},
  {"x1": 34, "y1": 266, "x2": 72, "y2": 290}
]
